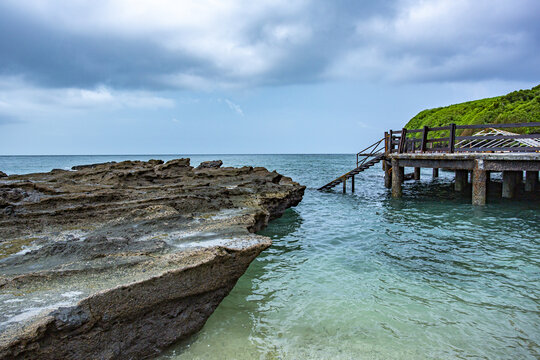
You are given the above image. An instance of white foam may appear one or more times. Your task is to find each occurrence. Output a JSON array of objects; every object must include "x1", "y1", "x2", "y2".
[{"x1": 61, "y1": 291, "x2": 83, "y2": 298}]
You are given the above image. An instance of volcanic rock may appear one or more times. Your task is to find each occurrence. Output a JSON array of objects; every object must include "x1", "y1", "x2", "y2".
[
  {"x1": 196, "y1": 160, "x2": 223, "y2": 169},
  {"x1": 0, "y1": 158, "x2": 305, "y2": 359}
]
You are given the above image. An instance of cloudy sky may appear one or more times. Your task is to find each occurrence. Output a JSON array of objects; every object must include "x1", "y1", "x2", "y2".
[{"x1": 1, "y1": 0, "x2": 539, "y2": 154}]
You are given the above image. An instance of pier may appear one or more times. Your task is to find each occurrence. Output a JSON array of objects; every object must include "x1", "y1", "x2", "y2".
[{"x1": 319, "y1": 122, "x2": 540, "y2": 205}]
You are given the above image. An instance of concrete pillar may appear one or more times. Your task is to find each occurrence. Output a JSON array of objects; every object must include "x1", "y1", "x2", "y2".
[
  {"x1": 472, "y1": 161, "x2": 487, "y2": 206},
  {"x1": 351, "y1": 175, "x2": 355, "y2": 193},
  {"x1": 516, "y1": 171, "x2": 523, "y2": 186},
  {"x1": 384, "y1": 161, "x2": 392, "y2": 189},
  {"x1": 414, "y1": 167, "x2": 421, "y2": 180},
  {"x1": 399, "y1": 166, "x2": 405, "y2": 183},
  {"x1": 342, "y1": 177, "x2": 346, "y2": 194},
  {"x1": 392, "y1": 159, "x2": 403, "y2": 198},
  {"x1": 502, "y1": 171, "x2": 519, "y2": 198},
  {"x1": 455, "y1": 170, "x2": 468, "y2": 192},
  {"x1": 432, "y1": 168, "x2": 439, "y2": 178},
  {"x1": 525, "y1": 171, "x2": 538, "y2": 192}
]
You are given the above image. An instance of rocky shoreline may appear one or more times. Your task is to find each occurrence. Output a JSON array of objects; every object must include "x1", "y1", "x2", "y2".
[{"x1": 0, "y1": 159, "x2": 305, "y2": 359}]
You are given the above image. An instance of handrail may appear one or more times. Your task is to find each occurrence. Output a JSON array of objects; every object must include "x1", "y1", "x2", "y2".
[
  {"x1": 356, "y1": 138, "x2": 385, "y2": 167},
  {"x1": 386, "y1": 122, "x2": 540, "y2": 155}
]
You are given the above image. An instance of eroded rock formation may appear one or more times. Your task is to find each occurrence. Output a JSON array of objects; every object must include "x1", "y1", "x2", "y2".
[{"x1": 0, "y1": 158, "x2": 304, "y2": 359}]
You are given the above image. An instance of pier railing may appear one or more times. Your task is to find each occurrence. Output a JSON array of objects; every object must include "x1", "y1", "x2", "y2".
[
  {"x1": 386, "y1": 122, "x2": 540, "y2": 154},
  {"x1": 356, "y1": 138, "x2": 385, "y2": 167}
]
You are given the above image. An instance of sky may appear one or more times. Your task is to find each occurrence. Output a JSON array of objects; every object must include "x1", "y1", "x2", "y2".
[{"x1": 0, "y1": 0, "x2": 539, "y2": 155}]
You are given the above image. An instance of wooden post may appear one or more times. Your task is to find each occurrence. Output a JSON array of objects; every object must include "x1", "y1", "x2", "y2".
[
  {"x1": 525, "y1": 171, "x2": 538, "y2": 192},
  {"x1": 351, "y1": 175, "x2": 355, "y2": 193},
  {"x1": 384, "y1": 131, "x2": 389, "y2": 154},
  {"x1": 384, "y1": 161, "x2": 392, "y2": 189},
  {"x1": 502, "y1": 171, "x2": 519, "y2": 198},
  {"x1": 472, "y1": 160, "x2": 487, "y2": 206},
  {"x1": 433, "y1": 168, "x2": 439, "y2": 178},
  {"x1": 455, "y1": 170, "x2": 468, "y2": 191},
  {"x1": 420, "y1": 126, "x2": 428, "y2": 152},
  {"x1": 414, "y1": 167, "x2": 421, "y2": 180},
  {"x1": 342, "y1": 176, "x2": 346, "y2": 194},
  {"x1": 398, "y1": 128, "x2": 408, "y2": 153},
  {"x1": 449, "y1": 123, "x2": 456, "y2": 153},
  {"x1": 392, "y1": 159, "x2": 403, "y2": 198}
]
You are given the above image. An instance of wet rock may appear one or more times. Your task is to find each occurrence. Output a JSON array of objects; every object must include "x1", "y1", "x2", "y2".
[
  {"x1": 0, "y1": 158, "x2": 305, "y2": 359},
  {"x1": 196, "y1": 160, "x2": 223, "y2": 169},
  {"x1": 0, "y1": 171, "x2": 6, "y2": 178}
]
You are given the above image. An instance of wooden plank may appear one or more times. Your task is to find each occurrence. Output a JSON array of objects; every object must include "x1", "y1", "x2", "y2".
[
  {"x1": 426, "y1": 137, "x2": 450, "y2": 143},
  {"x1": 449, "y1": 123, "x2": 456, "y2": 153},
  {"x1": 398, "y1": 128, "x2": 408, "y2": 153},
  {"x1": 428, "y1": 126, "x2": 451, "y2": 131},
  {"x1": 421, "y1": 126, "x2": 428, "y2": 152}
]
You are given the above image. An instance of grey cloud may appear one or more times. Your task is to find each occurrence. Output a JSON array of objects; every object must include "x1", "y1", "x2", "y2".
[{"x1": 0, "y1": 1, "x2": 539, "y2": 90}]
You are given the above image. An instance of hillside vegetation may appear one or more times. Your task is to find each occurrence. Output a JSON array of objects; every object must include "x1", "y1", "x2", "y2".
[{"x1": 405, "y1": 84, "x2": 540, "y2": 134}]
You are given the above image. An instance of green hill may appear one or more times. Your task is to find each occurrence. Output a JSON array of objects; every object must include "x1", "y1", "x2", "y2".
[{"x1": 405, "y1": 84, "x2": 540, "y2": 134}]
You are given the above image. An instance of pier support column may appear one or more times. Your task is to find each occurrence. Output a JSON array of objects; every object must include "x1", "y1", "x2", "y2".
[
  {"x1": 525, "y1": 171, "x2": 538, "y2": 192},
  {"x1": 351, "y1": 175, "x2": 355, "y2": 193},
  {"x1": 399, "y1": 167, "x2": 405, "y2": 183},
  {"x1": 342, "y1": 177, "x2": 346, "y2": 194},
  {"x1": 432, "y1": 168, "x2": 439, "y2": 178},
  {"x1": 455, "y1": 170, "x2": 468, "y2": 192},
  {"x1": 502, "y1": 171, "x2": 519, "y2": 198},
  {"x1": 392, "y1": 159, "x2": 403, "y2": 198},
  {"x1": 414, "y1": 167, "x2": 421, "y2": 180},
  {"x1": 472, "y1": 160, "x2": 487, "y2": 206},
  {"x1": 384, "y1": 161, "x2": 392, "y2": 189}
]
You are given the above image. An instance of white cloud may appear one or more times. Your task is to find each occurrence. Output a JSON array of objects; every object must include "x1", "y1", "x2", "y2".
[
  {"x1": 0, "y1": 77, "x2": 174, "y2": 119},
  {"x1": 4, "y1": 0, "x2": 312, "y2": 84},
  {"x1": 327, "y1": 0, "x2": 540, "y2": 82},
  {"x1": 1, "y1": 0, "x2": 538, "y2": 89},
  {"x1": 223, "y1": 99, "x2": 244, "y2": 116}
]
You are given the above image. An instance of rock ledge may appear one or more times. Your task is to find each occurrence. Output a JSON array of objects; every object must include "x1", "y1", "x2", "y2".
[{"x1": 0, "y1": 159, "x2": 305, "y2": 359}]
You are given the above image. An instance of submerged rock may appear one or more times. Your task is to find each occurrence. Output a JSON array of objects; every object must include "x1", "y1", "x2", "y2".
[{"x1": 0, "y1": 158, "x2": 305, "y2": 359}]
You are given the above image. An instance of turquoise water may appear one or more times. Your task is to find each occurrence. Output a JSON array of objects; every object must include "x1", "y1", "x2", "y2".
[{"x1": 1, "y1": 155, "x2": 539, "y2": 359}]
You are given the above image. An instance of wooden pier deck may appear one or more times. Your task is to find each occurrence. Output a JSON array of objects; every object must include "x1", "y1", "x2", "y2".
[{"x1": 320, "y1": 122, "x2": 540, "y2": 205}]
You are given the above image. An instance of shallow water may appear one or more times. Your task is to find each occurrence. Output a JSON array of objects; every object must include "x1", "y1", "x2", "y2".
[{"x1": 1, "y1": 154, "x2": 539, "y2": 359}]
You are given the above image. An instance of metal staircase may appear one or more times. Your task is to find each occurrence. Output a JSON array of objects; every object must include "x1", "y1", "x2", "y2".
[{"x1": 318, "y1": 138, "x2": 385, "y2": 191}]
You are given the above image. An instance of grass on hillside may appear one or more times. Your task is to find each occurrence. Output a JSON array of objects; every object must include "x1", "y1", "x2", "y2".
[{"x1": 405, "y1": 84, "x2": 540, "y2": 136}]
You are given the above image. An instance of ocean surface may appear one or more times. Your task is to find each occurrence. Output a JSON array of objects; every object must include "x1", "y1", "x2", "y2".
[{"x1": 1, "y1": 155, "x2": 539, "y2": 359}]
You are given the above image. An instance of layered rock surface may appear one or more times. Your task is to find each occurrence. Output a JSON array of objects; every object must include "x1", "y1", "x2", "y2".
[{"x1": 0, "y1": 159, "x2": 305, "y2": 359}]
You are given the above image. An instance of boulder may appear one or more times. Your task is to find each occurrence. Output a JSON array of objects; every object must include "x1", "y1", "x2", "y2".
[{"x1": 196, "y1": 160, "x2": 223, "y2": 169}]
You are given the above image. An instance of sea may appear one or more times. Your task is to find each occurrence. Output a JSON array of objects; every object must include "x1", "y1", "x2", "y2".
[{"x1": 1, "y1": 154, "x2": 539, "y2": 359}]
